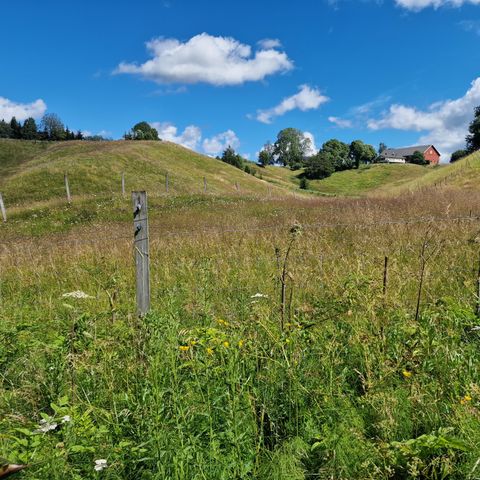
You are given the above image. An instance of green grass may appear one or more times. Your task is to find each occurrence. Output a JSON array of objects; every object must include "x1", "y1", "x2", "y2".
[
  {"x1": 2, "y1": 189, "x2": 480, "y2": 478},
  {"x1": 0, "y1": 140, "x2": 289, "y2": 206}
]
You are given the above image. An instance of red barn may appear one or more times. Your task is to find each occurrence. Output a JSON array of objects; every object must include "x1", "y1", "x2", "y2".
[{"x1": 379, "y1": 145, "x2": 441, "y2": 165}]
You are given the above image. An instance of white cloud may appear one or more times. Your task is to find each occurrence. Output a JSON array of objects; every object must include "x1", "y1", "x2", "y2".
[
  {"x1": 150, "y1": 122, "x2": 202, "y2": 150},
  {"x1": 258, "y1": 38, "x2": 282, "y2": 49},
  {"x1": 328, "y1": 116, "x2": 353, "y2": 128},
  {"x1": 115, "y1": 33, "x2": 293, "y2": 86},
  {"x1": 303, "y1": 131, "x2": 318, "y2": 156},
  {"x1": 255, "y1": 85, "x2": 329, "y2": 124},
  {"x1": 395, "y1": 0, "x2": 480, "y2": 10},
  {"x1": 0, "y1": 97, "x2": 47, "y2": 122},
  {"x1": 202, "y1": 130, "x2": 240, "y2": 156},
  {"x1": 368, "y1": 77, "x2": 480, "y2": 156}
]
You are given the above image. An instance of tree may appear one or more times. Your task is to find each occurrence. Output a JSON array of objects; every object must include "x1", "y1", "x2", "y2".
[
  {"x1": 466, "y1": 106, "x2": 480, "y2": 153},
  {"x1": 378, "y1": 142, "x2": 387, "y2": 154},
  {"x1": 131, "y1": 122, "x2": 159, "y2": 141},
  {"x1": 349, "y1": 140, "x2": 377, "y2": 168},
  {"x1": 22, "y1": 118, "x2": 38, "y2": 140},
  {"x1": 41, "y1": 113, "x2": 65, "y2": 140},
  {"x1": 409, "y1": 150, "x2": 427, "y2": 165},
  {"x1": 220, "y1": 146, "x2": 244, "y2": 169},
  {"x1": 321, "y1": 139, "x2": 351, "y2": 171},
  {"x1": 0, "y1": 120, "x2": 13, "y2": 138},
  {"x1": 258, "y1": 141, "x2": 274, "y2": 167},
  {"x1": 75, "y1": 130, "x2": 84, "y2": 140},
  {"x1": 304, "y1": 151, "x2": 335, "y2": 179},
  {"x1": 273, "y1": 128, "x2": 311, "y2": 169},
  {"x1": 10, "y1": 117, "x2": 22, "y2": 139},
  {"x1": 450, "y1": 149, "x2": 468, "y2": 163}
]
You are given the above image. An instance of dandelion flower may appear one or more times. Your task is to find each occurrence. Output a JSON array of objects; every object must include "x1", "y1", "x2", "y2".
[
  {"x1": 94, "y1": 459, "x2": 108, "y2": 471},
  {"x1": 402, "y1": 370, "x2": 412, "y2": 378},
  {"x1": 62, "y1": 291, "x2": 93, "y2": 299},
  {"x1": 460, "y1": 394, "x2": 472, "y2": 404},
  {"x1": 178, "y1": 345, "x2": 190, "y2": 352},
  {"x1": 238, "y1": 340, "x2": 244, "y2": 348},
  {"x1": 223, "y1": 341, "x2": 230, "y2": 348},
  {"x1": 206, "y1": 347, "x2": 214, "y2": 356},
  {"x1": 217, "y1": 319, "x2": 230, "y2": 327}
]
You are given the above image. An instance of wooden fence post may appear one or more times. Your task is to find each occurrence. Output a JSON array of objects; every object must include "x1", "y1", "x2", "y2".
[
  {"x1": 204, "y1": 176, "x2": 207, "y2": 193},
  {"x1": 122, "y1": 172, "x2": 126, "y2": 197},
  {"x1": 383, "y1": 256, "x2": 388, "y2": 296},
  {"x1": 165, "y1": 172, "x2": 169, "y2": 193},
  {"x1": 64, "y1": 173, "x2": 71, "y2": 203},
  {"x1": 235, "y1": 181, "x2": 239, "y2": 192},
  {"x1": 0, "y1": 193, "x2": 6, "y2": 222},
  {"x1": 132, "y1": 191, "x2": 150, "y2": 316}
]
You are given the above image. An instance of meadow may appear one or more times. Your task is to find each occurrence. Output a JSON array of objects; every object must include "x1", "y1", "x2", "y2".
[{"x1": 1, "y1": 179, "x2": 480, "y2": 479}]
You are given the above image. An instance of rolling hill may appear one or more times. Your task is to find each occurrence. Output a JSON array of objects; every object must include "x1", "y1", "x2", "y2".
[{"x1": 0, "y1": 139, "x2": 287, "y2": 206}]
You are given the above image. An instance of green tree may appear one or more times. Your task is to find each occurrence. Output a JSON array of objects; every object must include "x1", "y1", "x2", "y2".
[
  {"x1": 258, "y1": 141, "x2": 274, "y2": 167},
  {"x1": 0, "y1": 120, "x2": 13, "y2": 138},
  {"x1": 22, "y1": 117, "x2": 38, "y2": 140},
  {"x1": 273, "y1": 128, "x2": 311, "y2": 169},
  {"x1": 450, "y1": 149, "x2": 468, "y2": 163},
  {"x1": 220, "y1": 146, "x2": 244, "y2": 169},
  {"x1": 41, "y1": 113, "x2": 65, "y2": 140},
  {"x1": 466, "y1": 106, "x2": 480, "y2": 153},
  {"x1": 322, "y1": 139, "x2": 351, "y2": 171},
  {"x1": 349, "y1": 140, "x2": 377, "y2": 168},
  {"x1": 131, "y1": 122, "x2": 159, "y2": 140},
  {"x1": 10, "y1": 117, "x2": 22, "y2": 139},
  {"x1": 378, "y1": 142, "x2": 387, "y2": 154},
  {"x1": 304, "y1": 151, "x2": 335, "y2": 179},
  {"x1": 409, "y1": 150, "x2": 428, "y2": 165}
]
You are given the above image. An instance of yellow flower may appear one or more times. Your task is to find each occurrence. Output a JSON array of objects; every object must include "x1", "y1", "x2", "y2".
[
  {"x1": 460, "y1": 394, "x2": 472, "y2": 404},
  {"x1": 402, "y1": 370, "x2": 412, "y2": 378},
  {"x1": 238, "y1": 340, "x2": 244, "y2": 348},
  {"x1": 206, "y1": 347, "x2": 214, "y2": 356},
  {"x1": 189, "y1": 340, "x2": 197, "y2": 346},
  {"x1": 285, "y1": 339, "x2": 291, "y2": 344},
  {"x1": 223, "y1": 341, "x2": 230, "y2": 348},
  {"x1": 179, "y1": 345, "x2": 190, "y2": 352},
  {"x1": 217, "y1": 319, "x2": 230, "y2": 327}
]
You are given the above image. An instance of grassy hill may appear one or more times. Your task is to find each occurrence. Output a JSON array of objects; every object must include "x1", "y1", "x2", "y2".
[{"x1": 0, "y1": 139, "x2": 288, "y2": 206}]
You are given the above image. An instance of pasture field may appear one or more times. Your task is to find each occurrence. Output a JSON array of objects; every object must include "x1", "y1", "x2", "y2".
[{"x1": 1, "y1": 185, "x2": 480, "y2": 479}]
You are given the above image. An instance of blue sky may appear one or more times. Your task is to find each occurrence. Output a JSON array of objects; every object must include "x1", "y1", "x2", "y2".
[{"x1": 1, "y1": 0, "x2": 480, "y2": 161}]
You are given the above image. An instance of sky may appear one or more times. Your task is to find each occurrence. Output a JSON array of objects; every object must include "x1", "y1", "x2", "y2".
[{"x1": 1, "y1": 0, "x2": 480, "y2": 161}]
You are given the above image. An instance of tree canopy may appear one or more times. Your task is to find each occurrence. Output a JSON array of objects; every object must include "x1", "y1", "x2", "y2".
[
  {"x1": 273, "y1": 128, "x2": 312, "y2": 169},
  {"x1": 349, "y1": 140, "x2": 377, "y2": 168},
  {"x1": 450, "y1": 149, "x2": 468, "y2": 163},
  {"x1": 409, "y1": 151, "x2": 427, "y2": 165},
  {"x1": 126, "y1": 122, "x2": 160, "y2": 141},
  {"x1": 466, "y1": 106, "x2": 480, "y2": 153}
]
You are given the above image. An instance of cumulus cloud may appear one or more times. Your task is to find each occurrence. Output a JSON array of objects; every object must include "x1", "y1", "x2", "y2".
[
  {"x1": 0, "y1": 97, "x2": 47, "y2": 122},
  {"x1": 258, "y1": 38, "x2": 282, "y2": 49},
  {"x1": 203, "y1": 130, "x2": 240, "y2": 156},
  {"x1": 150, "y1": 122, "x2": 202, "y2": 150},
  {"x1": 303, "y1": 131, "x2": 318, "y2": 156},
  {"x1": 395, "y1": 0, "x2": 480, "y2": 9},
  {"x1": 368, "y1": 77, "x2": 480, "y2": 156},
  {"x1": 255, "y1": 85, "x2": 329, "y2": 124},
  {"x1": 328, "y1": 116, "x2": 353, "y2": 128},
  {"x1": 115, "y1": 33, "x2": 293, "y2": 86}
]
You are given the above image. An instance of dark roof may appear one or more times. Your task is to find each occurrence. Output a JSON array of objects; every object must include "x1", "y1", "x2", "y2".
[{"x1": 380, "y1": 145, "x2": 439, "y2": 159}]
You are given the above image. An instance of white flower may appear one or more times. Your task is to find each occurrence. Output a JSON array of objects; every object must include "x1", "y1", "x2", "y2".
[
  {"x1": 250, "y1": 293, "x2": 268, "y2": 299},
  {"x1": 62, "y1": 290, "x2": 94, "y2": 299},
  {"x1": 94, "y1": 459, "x2": 108, "y2": 471},
  {"x1": 35, "y1": 418, "x2": 58, "y2": 433},
  {"x1": 61, "y1": 415, "x2": 71, "y2": 423}
]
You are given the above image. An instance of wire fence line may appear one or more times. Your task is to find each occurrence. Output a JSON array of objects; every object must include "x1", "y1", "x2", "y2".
[{"x1": 0, "y1": 212, "x2": 479, "y2": 252}]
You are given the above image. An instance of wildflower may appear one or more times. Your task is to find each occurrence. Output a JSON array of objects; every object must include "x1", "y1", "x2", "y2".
[
  {"x1": 189, "y1": 340, "x2": 197, "y2": 346},
  {"x1": 206, "y1": 347, "x2": 214, "y2": 356},
  {"x1": 402, "y1": 370, "x2": 412, "y2": 378},
  {"x1": 460, "y1": 395, "x2": 472, "y2": 405},
  {"x1": 62, "y1": 290, "x2": 93, "y2": 299},
  {"x1": 61, "y1": 415, "x2": 71, "y2": 423},
  {"x1": 35, "y1": 418, "x2": 58, "y2": 433},
  {"x1": 217, "y1": 319, "x2": 230, "y2": 327},
  {"x1": 250, "y1": 293, "x2": 268, "y2": 299},
  {"x1": 238, "y1": 340, "x2": 244, "y2": 348},
  {"x1": 223, "y1": 341, "x2": 230, "y2": 348},
  {"x1": 94, "y1": 459, "x2": 108, "y2": 471},
  {"x1": 178, "y1": 346, "x2": 190, "y2": 352}
]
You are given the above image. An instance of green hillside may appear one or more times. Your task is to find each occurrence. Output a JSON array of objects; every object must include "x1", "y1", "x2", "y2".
[{"x1": 0, "y1": 140, "x2": 287, "y2": 206}]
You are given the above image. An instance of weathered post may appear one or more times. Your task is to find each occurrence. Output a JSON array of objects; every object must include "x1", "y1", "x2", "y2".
[
  {"x1": 204, "y1": 176, "x2": 207, "y2": 193},
  {"x1": 0, "y1": 193, "x2": 6, "y2": 223},
  {"x1": 132, "y1": 191, "x2": 150, "y2": 316},
  {"x1": 235, "y1": 181, "x2": 239, "y2": 192},
  {"x1": 64, "y1": 173, "x2": 71, "y2": 203},
  {"x1": 122, "y1": 172, "x2": 126, "y2": 197},
  {"x1": 165, "y1": 172, "x2": 169, "y2": 193}
]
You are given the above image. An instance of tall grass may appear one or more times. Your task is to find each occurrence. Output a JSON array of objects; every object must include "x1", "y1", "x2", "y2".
[{"x1": 1, "y1": 190, "x2": 480, "y2": 478}]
